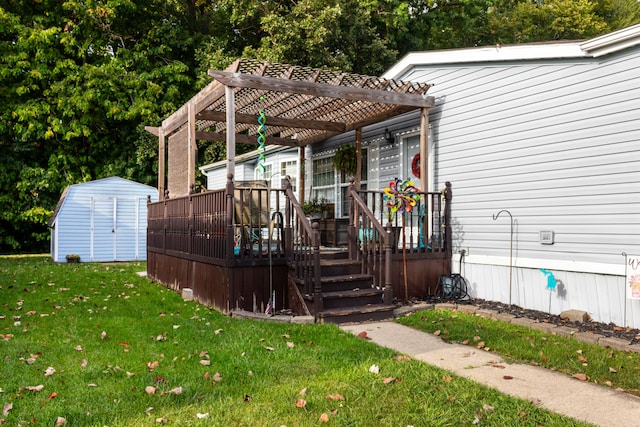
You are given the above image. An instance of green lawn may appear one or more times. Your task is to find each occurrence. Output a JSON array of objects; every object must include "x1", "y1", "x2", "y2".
[
  {"x1": 0, "y1": 256, "x2": 591, "y2": 426},
  {"x1": 397, "y1": 308, "x2": 640, "y2": 396}
]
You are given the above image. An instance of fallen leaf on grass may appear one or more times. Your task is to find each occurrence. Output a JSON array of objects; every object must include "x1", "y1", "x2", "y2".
[
  {"x1": 212, "y1": 372, "x2": 222, "y2": 382},
  {"x1": 394, "y1": 354, "x2": 411, "y2": 362},
  {"x1": 319, "y1": 413, "x2": 330, "y2": 423},
  {"x1": 100, "y1": 331, "x2": 107, "y2": 340},
  {"x1": 264, "y1": 346, "x2": 274, "y2": 351},
  {"x1": 55, "y1": 416, "x2": 67, "y2": 426},
  {"x1": 161, "y1": 386, "x2": 183, "y2": 395},
  {"x1": 326, "y1": 393, "x2": 345, "y2": 401},
  {"x1": 286, "y1": 342, "x2": 295, "y2": 348},
  {"x1": 3, "y1": 403, "x2": 12, "y2": 417},
  {"x1": 147, "y1": 361, "x2": 160, "y2": 371},
  {"x1": 578, "y1": 355, "x2": 588, "y2": 363},
  {"x1": 75, "y1": 345, "x2": 83, "y2": 352},
  {"x1": 87, "y1": 384, "x2": 98, "y2": 387},
  {"x1": 81, "y1": 359, "x2": 88, "y2": 368},
  {"x1": 449, "y1": 396, "x2": 456, "y2": 402},
  {"x1": 48, "y1": 392, "x2": 58, "y2": 399},
  {"x1": 382, "y1": 377, "x2": 396, "y2": 384},
  {"x1": 196, "y1": 413, "x2": 209, "y2": 419},
  {"x1": 1, "y1": 334, "x2": 14, "y2": 341},
  {"x1": 295, "y1": 399, "x2": 306, "y2": 408},
  {"x1": 369, "y1": 364, "x2": 379, "y2": 374},
  {"x1": 214, "y1": 328, "x2": 223, "y2": 334},
  {"x1": 609, "y1": 367, "x2": 618, "y2": 373},
  {"x1": 483, "y1": 404, "x2": 495, "y2": 412},
  {"x1": 145, "y1": 386, "x2": 157, "y2": 395},
  {"x1": 572, "y1": 373, "x2": 587, "y2": 381},
  {"x1": 434, "y1": 330, "x2": 441, "y2": 336},
  {"x1": 155, "y1": 417, "x2": 167, "y2": 424},
  {"x1": 299, "y1": 388, "x2": 307, "y2": 395},
  {"x1": 44, "y1": 367, "x2": 56, "y2": 376},
  {"x1": 476, "y1": 341, "x2": 485, "y2": 349},
  {"x1": 443, "y1": 375, "x2": 453, "y2": 382},
  {"x1": 199, "y1": 360, "x2": 211, "y2": 366}
]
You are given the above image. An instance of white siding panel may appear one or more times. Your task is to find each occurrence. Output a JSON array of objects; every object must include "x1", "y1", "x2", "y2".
[
  {"x1": 466, "y1": 263, "x2": 640, "y2": 327},
  {"x1": 386, "y1": 39, "x2": 640, "y2": 328}
]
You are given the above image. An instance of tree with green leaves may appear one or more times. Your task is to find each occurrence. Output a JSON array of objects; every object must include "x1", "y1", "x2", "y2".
[{"x1": 1, "y1": 0, "x2": 639, "y2": 253}]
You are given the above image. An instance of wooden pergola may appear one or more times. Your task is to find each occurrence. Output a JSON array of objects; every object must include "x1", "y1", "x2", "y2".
[{"x1": 146, "y1": 58, "x2": 434, "y2": 198}]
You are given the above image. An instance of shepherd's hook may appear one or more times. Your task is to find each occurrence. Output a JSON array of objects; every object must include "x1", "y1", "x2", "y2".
[{"x1": 493, "y1": 210, "x2": 514, "y2": 306}]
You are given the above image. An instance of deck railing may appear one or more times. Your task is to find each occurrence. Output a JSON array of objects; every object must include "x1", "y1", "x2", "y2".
[
  {"x1": 147, "y1": 177, "x2": 287, "y2": 265},
  {"x1": 347, "y1": 183, "x2": 393, "y2": 301},
  {"x1": 352, "y1": 183, "x2": 450, "y2": 255},
  {"x1": 283, "y1": 179, "x2": 322, "y2": 317}
]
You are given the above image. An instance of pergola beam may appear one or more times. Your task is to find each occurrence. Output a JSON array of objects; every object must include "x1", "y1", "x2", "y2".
[
  {"x1": 196, "y1": 110, "x2": 347, "y2": 132},
  {"x1": 208, "y1": 70, "x2": 434, "y2": 108}
]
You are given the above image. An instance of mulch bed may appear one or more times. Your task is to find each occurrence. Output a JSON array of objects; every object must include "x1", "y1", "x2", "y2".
[{"x1": 418, "y1": 296, "x2": 640, "y2": 345}]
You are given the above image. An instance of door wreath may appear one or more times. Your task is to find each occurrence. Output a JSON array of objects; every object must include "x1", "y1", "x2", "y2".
[{"x1": 411, "y1": 153, "x2": 420, "y2": 178}]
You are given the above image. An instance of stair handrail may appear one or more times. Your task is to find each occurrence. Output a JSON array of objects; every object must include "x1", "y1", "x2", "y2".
[
  {"x1": 347, "y1": 181, "x2": 393, "y2": 304},
  {"x1": 283, "y1": 177, "x2": 322, "y2": 319}
]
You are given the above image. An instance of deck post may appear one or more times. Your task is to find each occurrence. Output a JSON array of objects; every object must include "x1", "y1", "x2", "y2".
[
  {"x1": 312, "y1": 222, "x2": 322, "y2": 321},
  {"x1": 158, "y1": 127, "x2": 166, "y2": 201},
  {"x1": 226, "y1": 174, "x2": 235, "y2": 265},
  {"x1": 225, "y1": 85, "x2": 236, "y2": 177},
  {"x1": 347, "y1": 180, "x2": 356, "y2": 259},
  {"x1": 384, "y1": 223, "x2": 393, "y2": 304}
]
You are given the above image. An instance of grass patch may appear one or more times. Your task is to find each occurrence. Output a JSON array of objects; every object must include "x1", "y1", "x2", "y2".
[
  {"x1": 397, "y1": 309, "x2": 640, "y2": 396},
  {"x1": 1, "y1": 256, "x2": 592, "y2": 426}
]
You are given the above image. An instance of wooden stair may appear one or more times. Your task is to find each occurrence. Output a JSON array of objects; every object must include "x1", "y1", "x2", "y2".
[{"x1": 296, "y1": 249, "x2": 394, "y2": 324}]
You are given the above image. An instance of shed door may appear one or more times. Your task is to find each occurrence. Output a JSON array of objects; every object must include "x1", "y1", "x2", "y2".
[
  {"x1": 91, "y1": 197, "x2": 116, "y2": 261},
  {"x1": 91, "y1": 197, "x2": 140, "y2": 261}
]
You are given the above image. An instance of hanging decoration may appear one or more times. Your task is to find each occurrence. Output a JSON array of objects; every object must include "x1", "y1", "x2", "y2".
[
  {"x1": 383, "y1": 178, "x2": 421, "y2": 302},
  {"x1": 257, "y1": 97, "x2": 267, "y2": 173},
  {"x1": 411, "y1": 153, "x2": 421, "y2": 178}
]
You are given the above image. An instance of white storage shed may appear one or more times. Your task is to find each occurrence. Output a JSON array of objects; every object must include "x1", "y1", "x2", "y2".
[{"x1": 49, "y1": 177, "x2": 158, "y2": 262}]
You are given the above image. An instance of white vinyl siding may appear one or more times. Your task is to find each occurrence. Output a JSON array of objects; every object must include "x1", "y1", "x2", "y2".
[
  {"x1": 405, "y1": 50, "x2": 640, "y2": 269},
  {"x1": 385, "y1": 37, "x2": 640, "y2": 327}
]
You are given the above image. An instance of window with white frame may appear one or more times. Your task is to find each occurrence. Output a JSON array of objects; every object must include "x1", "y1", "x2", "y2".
[
  {"x1": 280, "y1": 160, "x2": 297, "y2": 191},
  {"x1": 255, "y1": 163, "x2": 272, "y2": 182},
  {"x1": 339, "y1": 148, "x2": 367, "y2": 217},
  {"x1": 311, "y1": 157, "x2": 335, "y2": 203}
]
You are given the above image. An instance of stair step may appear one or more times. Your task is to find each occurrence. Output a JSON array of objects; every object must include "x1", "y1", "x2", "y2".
[
  {"x1": 321, "y1": 288, "x2": 383, "y2": 309},
  {"x1": 317, "y1": 304, "x2": 395, "y2": 324},
  {"x1": 318, "y1": 249, "x2": 349, "y2": 260},
  {"x1": 319, "y1": 258, "x2": 361, "y2": 276}
]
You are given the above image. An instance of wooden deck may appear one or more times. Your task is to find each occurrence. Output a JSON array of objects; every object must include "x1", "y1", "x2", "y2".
[{"x1": 146, "y1": 178, "x2": 452, "y2": 321}]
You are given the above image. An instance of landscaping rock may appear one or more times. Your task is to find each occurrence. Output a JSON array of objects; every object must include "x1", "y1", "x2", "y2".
[
  {"x1": 560, "y1": 309, "x2": 589, "y2": 323},
  {"x1": 181, "y1": 288, "x2": 194, "y2": 301}
]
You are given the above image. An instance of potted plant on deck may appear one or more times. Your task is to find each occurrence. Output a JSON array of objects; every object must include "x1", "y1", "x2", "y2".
[{"x1": 302, "y1": 198, "x2": 329, "y2": 221}]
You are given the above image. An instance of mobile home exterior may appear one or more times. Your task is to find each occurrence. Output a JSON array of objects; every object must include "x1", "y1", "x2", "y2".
[
  {"x1": 376, "y1": 25, "x2": 640, "y2": 327},
  {"x1": 49, "y1": 177, "x2": 158, "y2": 263}
]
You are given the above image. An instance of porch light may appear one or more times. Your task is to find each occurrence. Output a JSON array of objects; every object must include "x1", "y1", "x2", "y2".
[{"x1": 384, "y1": 128, "x2": 395, "y2": 145}]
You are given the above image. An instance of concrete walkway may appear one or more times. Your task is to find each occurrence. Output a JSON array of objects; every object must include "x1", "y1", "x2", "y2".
[{"x1": 341, "y1": 321, "x2": 640, "y2": 427}]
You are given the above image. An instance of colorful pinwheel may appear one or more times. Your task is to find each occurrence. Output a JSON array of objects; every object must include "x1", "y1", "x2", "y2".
[{"x1": 383, "y1": 178, "x2": 421, "y2": 219}]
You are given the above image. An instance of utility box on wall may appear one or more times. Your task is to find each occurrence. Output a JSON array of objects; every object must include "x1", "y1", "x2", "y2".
[{"x1": 49, "y1": 177, "x2": 159, "y2": 263}]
